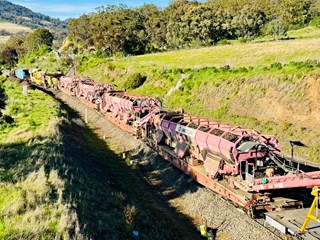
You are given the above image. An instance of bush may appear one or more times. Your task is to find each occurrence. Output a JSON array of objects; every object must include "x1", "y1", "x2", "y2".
[
  {"x1": 221, "y1": 65, "x2": 231, "y2": 71},
  {"x1": 217, "y1": 39, "x2": 231, "y2": 45},
  {"x1": 238, "y1": 37, "x2": 248, "y2": 43},
  {"x1": 289, "y1": 60, "x2": 317, "y2": 69},
  {"x1": 267, "y1": 19, "x2": 288, "y2": 40},
  {"x1": 309, "y1": 16, "x2": 320, "y2": 27},
  {"x1": 270, "y1": 62, "x2": 283, "y2": 70},
  {"x1": 124, "y1": 73, "x2": 147, "y2": 89},
  {"x1": 238, "y1": 67, "x2": 248, "y2": 72},
  {"x1": 37, "y1": 45, "x2": 52, "y2": 56}
]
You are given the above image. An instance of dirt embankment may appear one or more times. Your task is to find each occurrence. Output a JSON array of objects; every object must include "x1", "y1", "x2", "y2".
[
  {"x1": 232, "y1": 76, "x2": 320, "y2": 130},
  {"x1": 52, "y1": 89, "x2": 282, "y2": 240},
  {"x1": 193, "y1": 74, "x2": 320, "y2": 162}
]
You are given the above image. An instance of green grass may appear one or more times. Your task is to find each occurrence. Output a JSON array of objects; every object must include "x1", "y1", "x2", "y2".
[
  {"x1": 0, "y1": 81, "x2": 61, "y2": 142},
  {"x1": 117, "y1": 38, "x2": 320, "y2": 69},
  {"x1": 0, "y1": 80, "x2": 73, "y2": 239},
  {"x1": 287, "y1": 26, "x2": 320, "y2": 39},
  {"x1": 0, "y1": 79, "x2": 192, "y2": 239}
]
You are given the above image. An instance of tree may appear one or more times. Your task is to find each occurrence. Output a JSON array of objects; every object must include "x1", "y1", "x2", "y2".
[
  {"x1": 165, "y1": 0, "x2": 196, "y2": 48},
  {"x1": 1, "y1": 47, "x2": 18, "y2": 74},
  {"x1": 231, "y1": 5, "x2": 266, "y2": 39},
  {"x1": 183, "y1": 3, "x2": 229, "y2": 45},
  {"x1": 0, "y1": 35, "x2": 25, "y2": 66},
  {"x1": 65, "y1": 0, "x2": 317, "y2": 55},
  {"x1": 267, "y1": 0, "x2": 315, "y2": 28},
  {"x1": 68, "y1": 15, "x2": 94, "y2": 48},
  {"x1": 137, "y1": 4, "x2": 167, "y2": 52},
  {"x1": 267, "y1": 19, "x2": 288, "y2": 39},
  {"x1": 90, "y1": 6, "x2": 147, "y2": 55},
  {"x1": 22, "y1": 28, "x2": 54, "y2": 54}
]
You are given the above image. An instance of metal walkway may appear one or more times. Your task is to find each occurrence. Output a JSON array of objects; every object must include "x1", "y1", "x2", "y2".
[{"x1": 265, "y1": 209, "x2": 320, "y2": 239}]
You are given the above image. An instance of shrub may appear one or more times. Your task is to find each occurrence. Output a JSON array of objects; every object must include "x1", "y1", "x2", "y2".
[
  {"x1": 238, "y1": 67, "x2": 248, "y2": 72},
  {"x1": 210, "y1": 67, "x2": 219, "y2": 73},
  {"x1": 238, "y1": 37, "x2": 248, "y2": 43},
  {"x1": 221, "y1": 65, "x2": 231, "y2": 71},
  {"x1": 309, "y1": 16, "x2": 320, "y2": 27},
  {"x1": 37, "y1": 45, "x2": 52, "y2": 56},
  {"x1": 217, "y1": 39, "x2": 231, "y2": 45},
  {"x1": 124, "y1": 73, "x2": 147, "y2": 89},
  {"x1": 267, "y1": 19, "x2": 288, "y2": 40},
  {"x1": 270, "y1": 62, "x2": 283, "y2": 70}
]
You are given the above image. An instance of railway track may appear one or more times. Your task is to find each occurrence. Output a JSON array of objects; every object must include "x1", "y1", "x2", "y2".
[
  {"x1": 46, "y1": 86, "x2": 282, "y2": 239},
  {"x1": 139, "y1": 155, "x2": 284, "y2": 239}
]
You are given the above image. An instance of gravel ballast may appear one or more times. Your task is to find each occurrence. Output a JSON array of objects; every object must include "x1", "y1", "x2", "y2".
[{"x1": 54, "y1": 90, "x2": 283, "y2": 240}]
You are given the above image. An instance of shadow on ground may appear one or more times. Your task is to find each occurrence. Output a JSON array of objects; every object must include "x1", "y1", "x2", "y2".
[{"x1": 0, "y1": 88, "x2": 204, "y2": 239}]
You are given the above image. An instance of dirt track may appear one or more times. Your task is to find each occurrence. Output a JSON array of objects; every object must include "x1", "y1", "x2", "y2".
[{"x1": 52, "y1": 89, "x2": 282, "y2": 240}]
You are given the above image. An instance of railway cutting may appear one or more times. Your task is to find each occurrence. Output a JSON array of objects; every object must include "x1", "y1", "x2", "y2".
[{"x1": 16, "y1": 69, "x2": 320, "y2": 239}]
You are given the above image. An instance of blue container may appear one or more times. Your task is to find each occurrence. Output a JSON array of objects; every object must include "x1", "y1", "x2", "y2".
[
  {"x1": 15, "y1": 68, "x2": 30, "y2": 80},
  {"x1": 132, "y1": 231, "x2": 139, "y2": 238}
]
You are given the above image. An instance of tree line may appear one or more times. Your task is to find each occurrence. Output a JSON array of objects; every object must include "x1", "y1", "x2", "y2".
[
  {"x1": 67, "y1": 0, "x2": 320, "y2": 55},
  {"x1": 0, "y1": 28, "x2": 54, "y2": 72},
  {"x1": 0, "y1": 0, "x2": 319, "y2": 70}
]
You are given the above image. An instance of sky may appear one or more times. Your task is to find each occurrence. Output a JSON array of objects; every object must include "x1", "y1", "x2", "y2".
[{"x1": 9, "y1": 0, "x2": 172, "y2": 20}]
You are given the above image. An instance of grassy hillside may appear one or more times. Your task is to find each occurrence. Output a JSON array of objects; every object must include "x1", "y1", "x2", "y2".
[
  {"x1": 0, "y1": 21, "x2": 32, "y2": 43},
  {"x1": 0, "y1": 79, "x2": 73, "y2": 238},
  {"x1": 0, "y1": 1, "x2": 67, "y2": 32},
  {"x1": 0, "y1": 78, "x2": 195, "y2": 239},
  {"x1": 19, "y1": 35, "x2": 320, "y2": 162},
  {"x1": 77, "y1": 38, "x2": 320, "y2": 162},
  {"x1": 119, "y1": 38, "x2": 320, "y2": 69},
  {"x1": 0, "y1": 21, "x2": 32, "y2": 34},
  {"x1": 287, "y1": 26, "x2": 320, "y2": 39}
]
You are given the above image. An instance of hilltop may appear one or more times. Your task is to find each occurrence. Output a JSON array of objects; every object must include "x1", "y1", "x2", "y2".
[{"x1": 0, "y1": 0, "x2": 67, "y2": 41}]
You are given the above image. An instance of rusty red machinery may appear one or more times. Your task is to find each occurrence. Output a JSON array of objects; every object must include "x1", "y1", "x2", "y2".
[
  {"x1": 142, "y1": 112, "x2": 320, "y2": 214},
  {"x1": 75, "y1": 80, "x2": 115, "y2": 108},
  {"x1": 99, "y1": 91, "x2": 161, "y2": 134},
  {"x1": 59, "y1": 75, "x2": 87, "y2": 95},
  {"x1": 55, "y1": 75, "x2": 320, "y2": 216}
]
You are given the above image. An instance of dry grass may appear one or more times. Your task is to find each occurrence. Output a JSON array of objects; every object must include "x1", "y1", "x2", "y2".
[
  {"x1": 0, "y1": 22, "x2": 32, "y2": 34},
  {"x1": 0, "y1": 36, "x2": 10, "y2": 44},
  {"x1": 124, "y1": 38, "x2": 320, "y2": 69},
  {"x1": 0, "y1": 80, "x2": 84, "y2": 239}
]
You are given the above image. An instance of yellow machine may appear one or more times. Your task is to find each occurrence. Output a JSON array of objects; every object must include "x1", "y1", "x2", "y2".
[
  {"x1": 300, "y1": 186, "x2": 320, "y2": 233},
  {"x1": 30, "y1": 69, "x2": 46, "y2": 87},
  {"x1": 45, "y1": 73, "x2": 62, "y2": 89},
  {"x1": 29, "y1": 69, "x2": 62, "y2": 89}
]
